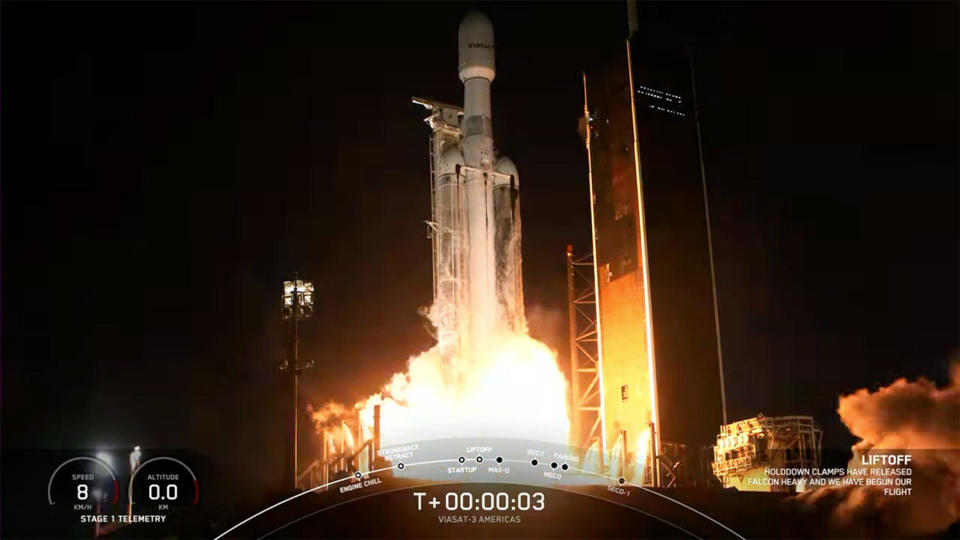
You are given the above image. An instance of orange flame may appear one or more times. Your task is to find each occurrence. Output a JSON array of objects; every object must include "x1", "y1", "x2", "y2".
[{"x1": 356, "y1": 330, "x2": 570, "y2": 448}]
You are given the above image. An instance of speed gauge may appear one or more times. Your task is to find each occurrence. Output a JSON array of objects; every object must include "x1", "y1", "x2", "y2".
[{"x1": 47, "y1": 456, "x2": 120, "y2": 507}]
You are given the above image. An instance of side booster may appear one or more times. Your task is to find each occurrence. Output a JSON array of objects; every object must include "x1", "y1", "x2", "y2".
[{"x1": 415, "y1": 11, "x2": 524, "y2": 361}]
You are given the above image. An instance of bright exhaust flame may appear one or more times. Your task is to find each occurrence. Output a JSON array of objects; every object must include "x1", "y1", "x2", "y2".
[
  {"x1": 304, "y1": 303, "x2": 659, "y2": 488},
  {"x1": 307, "y1": 211, "x2": 577, "y2": 481},
  {"x1": 307, "y1": 311, "x2": 654, "y2": 485},
  {"x1": 308, "y1": 328, "x2": 572, "y2": 482},
  {"x1": 355, "y1": 330, "x2": 569, "y2": 447}
]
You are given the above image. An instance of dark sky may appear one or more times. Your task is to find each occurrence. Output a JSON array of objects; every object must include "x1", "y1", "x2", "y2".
[{"x1": 2, "y1": 0, "x2": 957, "y2": 510}]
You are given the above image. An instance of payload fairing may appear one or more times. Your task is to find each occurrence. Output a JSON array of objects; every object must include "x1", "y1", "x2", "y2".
[{"x1": 415, "y1": 12, "x2": 523, "y2": 363}]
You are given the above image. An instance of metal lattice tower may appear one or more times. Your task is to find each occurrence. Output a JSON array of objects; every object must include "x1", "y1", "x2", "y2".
[{"x1": 567, "y1": 245, "x2": 604, "y2": 461}]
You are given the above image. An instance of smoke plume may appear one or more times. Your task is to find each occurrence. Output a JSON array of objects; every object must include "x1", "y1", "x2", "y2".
[
  {"x1": 307, "y1": 401, "x2": 358, "y2": 457},
  {"x1": 793, "y1": 361, "x2": 960, "y2": 537},
  {"x1": 307, "y1": 400, "x2": 350, "y2": 427},
  {"x1": 525, "y1": 303, "x2": 566, "y2": 355},
  {"x1": 354, "y1": 328, "x2": 569, "y2": 447}
]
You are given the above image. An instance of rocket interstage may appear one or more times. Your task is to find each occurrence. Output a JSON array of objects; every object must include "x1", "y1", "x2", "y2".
[{"x1": 421, "y1": 11, "x2": 524, "y2": 362}]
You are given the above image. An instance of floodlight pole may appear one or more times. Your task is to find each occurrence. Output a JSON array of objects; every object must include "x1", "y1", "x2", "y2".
[
  {"x1": 281, "y1": 275, "x2": 314, "y2": 491},
  {"x1": 289, "y1": 281, "x2": 300, "y2": 490}
]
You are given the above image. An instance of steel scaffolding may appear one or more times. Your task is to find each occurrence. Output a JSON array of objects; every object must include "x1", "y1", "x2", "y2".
[{"x1": 566, "y1": 245, "x2": 603, "y2": 460}]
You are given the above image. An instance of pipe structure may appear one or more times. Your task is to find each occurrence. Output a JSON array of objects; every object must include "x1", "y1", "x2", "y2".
[{"x1": 373, "y1": 404, "x2": 381, "y2": 461}]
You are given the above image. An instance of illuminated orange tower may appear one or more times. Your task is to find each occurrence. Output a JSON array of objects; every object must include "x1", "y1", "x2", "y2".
[
  {"x1": 576, "y1": 31, "x2": 726, "y2": 486},
  {"x1": 580, "y1": 49, "x2": 660, "y2": 485}
]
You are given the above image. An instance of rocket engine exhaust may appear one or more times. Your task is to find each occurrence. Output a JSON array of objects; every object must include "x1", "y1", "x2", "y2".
[{"x1": 309, "y1": 11, "x2": 570, "y2": 474}]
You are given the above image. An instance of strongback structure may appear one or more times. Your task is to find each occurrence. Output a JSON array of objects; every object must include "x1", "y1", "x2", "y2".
[
  {"x1": 578, "y1": 30, "x2": 725, "y2": 485},
  {"x1": 414, "y1": 12, "x2": 523, "y2": 365}
]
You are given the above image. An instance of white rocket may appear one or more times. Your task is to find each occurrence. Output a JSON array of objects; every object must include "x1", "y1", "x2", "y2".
[{"x1": 415, "y1": 11, "x2": 523, "y2": 362}]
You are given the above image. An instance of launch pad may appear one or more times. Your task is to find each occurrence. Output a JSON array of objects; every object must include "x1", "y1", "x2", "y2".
[{"x1": 308, "y1": 9, "x2": 729, "y2": 492}]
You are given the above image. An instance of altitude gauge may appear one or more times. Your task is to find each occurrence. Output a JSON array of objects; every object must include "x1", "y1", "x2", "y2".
[
  {"x1": 129, "y1": 457, "x2": 198, "y2": 511},
  {"x1": 47, "y1": 456, "x2": 120, "y2": 507}
]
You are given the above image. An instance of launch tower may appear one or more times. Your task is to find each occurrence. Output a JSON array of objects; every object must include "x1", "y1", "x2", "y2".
[{"x1": 576, "y1": 14, "x2": 726, "y2": 486}]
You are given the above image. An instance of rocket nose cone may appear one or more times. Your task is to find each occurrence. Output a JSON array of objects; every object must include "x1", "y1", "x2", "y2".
[
  {"x1": 459, "y1": 10, "x2": 493, "y2": 38},
  {"x1": 458, "y1": 11, "x2": 495, "y2": 82}
]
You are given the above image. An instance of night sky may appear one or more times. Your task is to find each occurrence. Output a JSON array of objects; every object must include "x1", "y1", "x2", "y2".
[{"x1": 3, "y1": 0, "x2": 957, "y2": 514}]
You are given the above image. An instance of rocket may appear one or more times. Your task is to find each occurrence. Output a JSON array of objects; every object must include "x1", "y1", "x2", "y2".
[{"x1": 415, "y1": 11, "x2": 523, "y2": 362}]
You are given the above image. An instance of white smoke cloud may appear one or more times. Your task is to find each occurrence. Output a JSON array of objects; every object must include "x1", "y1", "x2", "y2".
[{"x1": 525, "y1": 303, "x2": 566, "y2": 355}]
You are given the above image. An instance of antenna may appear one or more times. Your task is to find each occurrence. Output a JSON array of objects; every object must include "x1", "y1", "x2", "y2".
[
  {"x1": 689, "y1": 49, "x2": 728, "y2": 426},
  {"x1": 626, "y1": 0, "x2": 639, "y2": 38}
]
